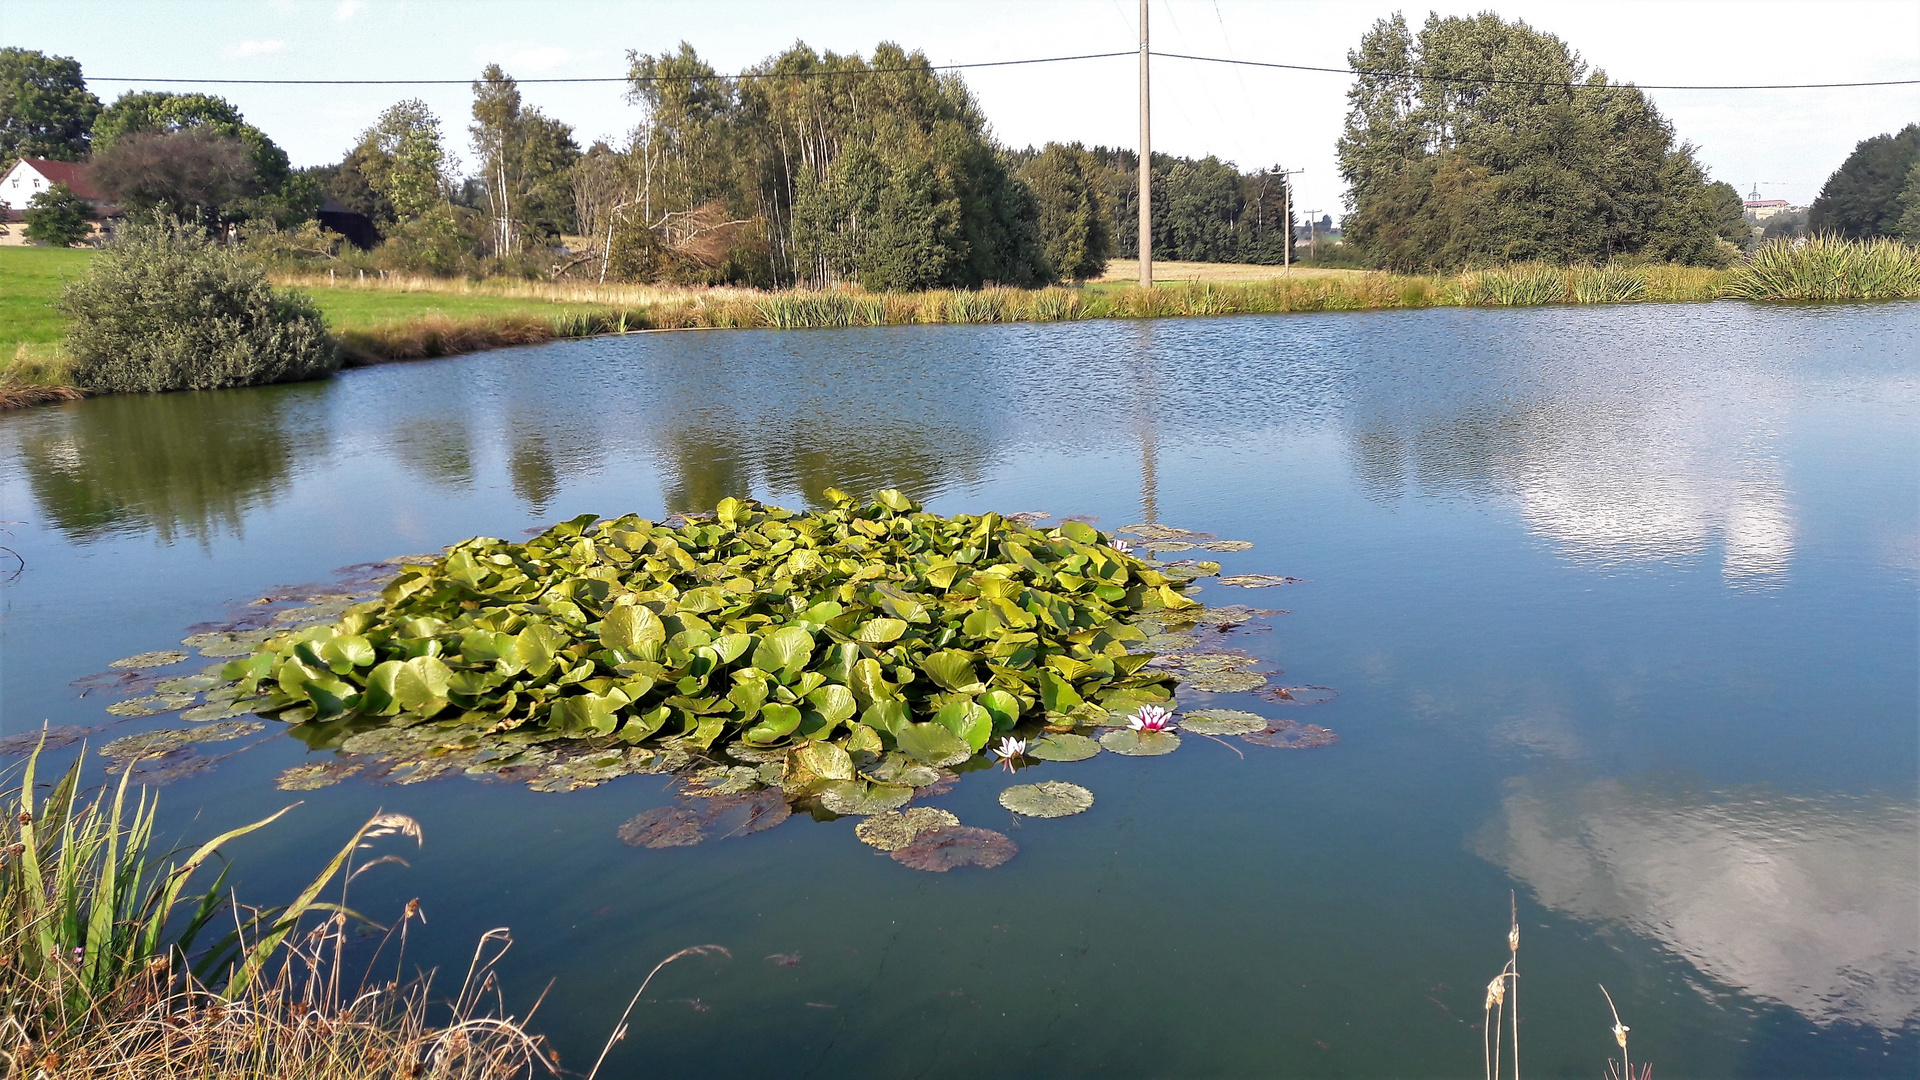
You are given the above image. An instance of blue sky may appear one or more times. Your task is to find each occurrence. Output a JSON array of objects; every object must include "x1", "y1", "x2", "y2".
[{"x1": 7, "y1": 0, "x2": 1917, "y2": 214}]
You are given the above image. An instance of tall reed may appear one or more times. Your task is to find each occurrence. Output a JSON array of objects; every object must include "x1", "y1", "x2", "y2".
[{"x1": 1724, "y1": 236, "x2": 1920, "y2": 300}]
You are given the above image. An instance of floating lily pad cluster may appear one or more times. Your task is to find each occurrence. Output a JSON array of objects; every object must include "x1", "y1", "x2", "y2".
[{"x1": 229, "y1": 491, "x2": 1193, "y2": 781}]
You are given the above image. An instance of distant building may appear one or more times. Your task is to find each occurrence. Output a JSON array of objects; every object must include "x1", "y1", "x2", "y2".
[
  {"x1": 1744, "y1": 198, "x2": 1792, "y2": 221},
  {"x1": 317, "y1": 200, "x2": 380, "y2": 250},
  {"x1": 1, "y1": 158, "x2": 117, "y2": 245}
]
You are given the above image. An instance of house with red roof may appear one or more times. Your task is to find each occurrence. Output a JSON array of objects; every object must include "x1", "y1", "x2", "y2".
[{"x1": 1, "y1": 158, "x2": 117, "y2": 244}]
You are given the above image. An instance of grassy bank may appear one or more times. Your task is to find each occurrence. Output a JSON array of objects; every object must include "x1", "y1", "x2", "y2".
[{"x1": 5, "y1": 239, "x2": 1918, "y2": 407}]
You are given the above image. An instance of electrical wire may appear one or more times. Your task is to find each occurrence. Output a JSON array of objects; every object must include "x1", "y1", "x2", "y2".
[
  {"x1": 1152, "y1": 51, "x2": 1920, "y2": 90},
  {"x1": 87, "y1": 51, "x2": 1137, "y2": 85},
  {"x1": 84, "y1": 49, "x2": 1920, "y2": 92}
]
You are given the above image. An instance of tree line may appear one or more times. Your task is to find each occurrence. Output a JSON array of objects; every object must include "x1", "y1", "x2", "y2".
[
  {"x1": 1336, "y1": 13, "x2": 1749, "y2": 270},
  {"x1": 4, "y1": 21, "x2": 1913, "y2": 282}
]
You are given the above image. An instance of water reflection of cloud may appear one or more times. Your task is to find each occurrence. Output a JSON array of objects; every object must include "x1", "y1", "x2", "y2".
[
  {"x1": 1479, "y1": 776, "x2": 1919, "y2": 1031},
  {"x1": 1340, "y1": 311, "x2": 1803, "y2": 589}
]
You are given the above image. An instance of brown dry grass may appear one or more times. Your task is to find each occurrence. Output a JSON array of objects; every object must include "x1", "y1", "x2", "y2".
[{"x1": 1096, "y1": 258, "x2": 1369, "y2": 284}]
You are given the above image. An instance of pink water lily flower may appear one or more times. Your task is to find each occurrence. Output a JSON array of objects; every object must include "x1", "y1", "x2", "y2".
[
  {"x1": 1128, "y1": 706, "x2": 1174, "y2": 732},
  {"x1": 992, "y1": 736, "x2": 1027, "y2": 770},
  {"x1": 1111, "y1": 539, "x2": 1133, "y2": 555}
]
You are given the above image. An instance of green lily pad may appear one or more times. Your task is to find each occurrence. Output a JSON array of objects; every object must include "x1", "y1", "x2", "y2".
[
  {"x1": 275, "y1": 761, "x2": 363, "y2": 791},
  {"x1": 854, "y1": 806, "x2": 960, "y2": 851},
  {"x1": 109, "y1": 650, "x2": 188, "y2": 670},
  {"x1": 1141, "y1": 540, "x2": 1196, "y2": 553},
  {"x1": 894, "y1": 722, "x2": 972, "y2": 767},
  {"x1": 106, "y1": 694, "x2": 197, "y2": 718},
  {"x1": 1098, "y1": 728, "x2": 1182, "y2": 756},
  {"x1": 1200, "y1": 540, "x2": 1254, "y2": 551},
  {"x1": 1177, "y1": 709, "x2": 1268, "y2": 735},
  {"x1": 819, "y1": 780, "x2": 914, "y2": 815},
  {"x1": 1026, "y1": 733, "x2": 1101, "y2": 761},
  {"x1": 1187, "y1": 671, "x2": 1269, "y2": 693},
  {"x1": 1194, "y1": 605, "x2": 1280, "y2": 626},
  {"x1": 861, "y1": 752, "x2": 945, "y2": 787},
  {"x1": 999, "y1": 780, "x2": 1094, "y2": 818}
]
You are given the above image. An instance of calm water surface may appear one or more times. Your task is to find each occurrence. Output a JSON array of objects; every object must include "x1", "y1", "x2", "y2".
[{"x1": 2, "y1": 303, "x2": 1915, "y2": 1078}]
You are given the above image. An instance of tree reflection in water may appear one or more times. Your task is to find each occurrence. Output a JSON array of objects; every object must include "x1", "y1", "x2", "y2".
[{"x1": 14, "y1": 385, "x2": 328, "y2": 544}]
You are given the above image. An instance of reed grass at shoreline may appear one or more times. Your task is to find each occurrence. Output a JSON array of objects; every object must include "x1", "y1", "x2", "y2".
[{"x1": 6, "y1": 239, "x2": 1918, "y2": 407}]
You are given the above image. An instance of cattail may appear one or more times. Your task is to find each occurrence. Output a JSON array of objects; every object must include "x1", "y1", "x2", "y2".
[
  {"x1": 1613, "y1": 1020, "x2": 1630, "y2": 1051},
  {"x1": 1485, "y1": 975, "x2": 1507, "y2": 1010}
]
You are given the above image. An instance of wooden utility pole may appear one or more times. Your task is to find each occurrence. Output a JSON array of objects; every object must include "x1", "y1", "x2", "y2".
[
  {"x1": 1138, "y1": 0, "x2": 1151, "y2": 290},
  {"x1": 1276, "y1": 167, "x2": 1303, "y2": 275}
]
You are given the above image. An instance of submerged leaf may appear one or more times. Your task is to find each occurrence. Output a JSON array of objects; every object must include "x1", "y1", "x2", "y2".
[
  {"x1": 1186, "y1": 671, "x2": 1269, "y2": 694},
  {"x1": 106, "y1": 695, "x2": 197, "y2": 718},
  {"x1": 854, "y1": 806, "x2": 959, "y2": 851},
  {"x1": 275, "y1": 761, "x2": 363, "y2": 790},
  {"x1": 890, "y1": 826, "x2": 1018, "y2": 872},
  {"x1": 109, "y1": 650, "x2": 188, "y2": 670},
  {"x1": 1214, "y1": 574, "x2": 1301, "y2": 589},
  {"x1": 1243, "y1": 720, "x2": 1339, "y2": 749},
  {"x1": 1257, "y1": 685, "x2": 1340, "y2": 706},
  {"x1": 1199, "y1": 540, "x2": 1254, "y2": 552},
  {"x1": 999, "y1": 781, "x2": 1094, "y2": 818},
  {"x1": 818, "y1": 780, "x2": 914, "y2": 815}
]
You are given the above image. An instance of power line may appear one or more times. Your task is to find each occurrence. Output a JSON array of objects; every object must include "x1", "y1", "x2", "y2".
[
  {"x1": 84, "y1": 49, "x2": 1920, "y2": 91},
  {"x1": 86, "y1": 51, "x2": 1136, "y2": 86},
  {"x1": 1152, "y1": 51, "x2": 1920, "y2": 91}
]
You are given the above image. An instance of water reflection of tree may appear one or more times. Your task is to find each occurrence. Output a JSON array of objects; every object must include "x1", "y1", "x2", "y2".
[
  {"x1": 652, "y1": 416, "x2": 993, "y2": 514},
  {"x1": 13, "y1": 387, "x2": 327, "y2": 544}
]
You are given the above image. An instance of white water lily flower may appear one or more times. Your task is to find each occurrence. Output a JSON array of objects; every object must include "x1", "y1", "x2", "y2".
[
  {"x1": 1111, "y1": 539, "x2": 1133, "y2": 554},
  {"x1": 1127, "y1": 706, "x2": 1173, "y2": 732},
  {"x1": 992, "y1": 736, "x2": 1027, "y2": 770}
]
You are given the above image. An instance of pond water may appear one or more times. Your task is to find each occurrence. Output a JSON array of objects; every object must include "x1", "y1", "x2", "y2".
[{"x1": 2, "y1": 302, "x2": 1915, "y2": 1078}]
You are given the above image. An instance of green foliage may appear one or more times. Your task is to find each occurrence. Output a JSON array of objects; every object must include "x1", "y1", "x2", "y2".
[
  {"x1": 0, "y1": 742, "x2": 290, "y2": 1032},
  {"x1": 1019, "y1": 143, "x2": 1111, "y2": 280},
  {"x1": 1336, "y1": 13, "x2": 1731, "y2": 270},
  {"x1": 232, "y1": 492, "x2": 1188, "y2": 779},
  {"x1": 86, "y1": 128, "x2": 255, "y2": 225},
  {"x1": 23, "y1": 181, "x2": 90, "y2": 246},
  {"x1": 1067, "y1": 146, "x2": 1295, "y2": 265},
  {"x1": 59, "y1": 218, "x2": 337, "y2": 392},
  {"x1": 469, "y1": 66, "x2": 581, "y2": 251},
  {"x1": 618, "y1": 41, "x2": 1044, "y2": 289},
  {"x1": 1898, "y1": 161, "x2": 1920, "y2": 243},
  {"x1": 1808, "y1": 124, "x2": 1920, "y2": 239},
  {"x1": 92, "y1": 90, "x2": 292, "y2": 195},
  {"x1": 0, "y1": 47, "x2": 101, "y2": 161},
  {"x1": 1723, "y1": 236, "x2": 1920, "y2": 300},
  {"x1": 354, "y1": 98, "x2": 452, "y2": 221},
  {"x1": 367, "y1": 207, "x2": 481, "y2": 276}
]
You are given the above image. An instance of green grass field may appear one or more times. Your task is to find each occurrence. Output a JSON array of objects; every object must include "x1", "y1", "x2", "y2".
[
  {"x1": 0, "y1": 247, "x2": 609, "y2": 345},
  {"x1": 0, "y1": 246, "x2": 95, "y2": 344}
]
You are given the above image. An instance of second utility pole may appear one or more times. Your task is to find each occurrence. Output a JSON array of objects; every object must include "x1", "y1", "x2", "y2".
[{"x1": 1138, "y1": 0, "x2": 1151, "y2": 290}]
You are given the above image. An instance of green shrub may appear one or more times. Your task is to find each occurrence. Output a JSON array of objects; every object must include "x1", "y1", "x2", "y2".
[
  {"x1": 58, "y1": 218, "x2": 337, "y2": 393},
  {"x1": 23, "y1": 182, "x2": 92, "y2": 247}
]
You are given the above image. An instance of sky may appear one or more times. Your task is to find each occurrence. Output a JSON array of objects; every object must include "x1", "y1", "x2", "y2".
[{"x1": 6, "y1": 0, "x2": 1918, "y2": 218}]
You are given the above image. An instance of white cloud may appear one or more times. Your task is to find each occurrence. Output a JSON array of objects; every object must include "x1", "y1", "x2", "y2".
[
  {"x1": 223, "y1": 40, "x2": 287, "y2": 60},
  {"x1": 334, "y1": 0, "x2": 365, "y2": 21}
]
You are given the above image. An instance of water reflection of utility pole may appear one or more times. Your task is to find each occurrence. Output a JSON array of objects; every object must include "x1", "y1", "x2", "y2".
[{"x1": 1133, "y1": 323, "x2": 1159, "y2": 524}]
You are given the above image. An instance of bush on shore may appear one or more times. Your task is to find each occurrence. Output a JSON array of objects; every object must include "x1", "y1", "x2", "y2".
[{"x1": 58, "y1": 219, "x2": 338, "y2": 393}]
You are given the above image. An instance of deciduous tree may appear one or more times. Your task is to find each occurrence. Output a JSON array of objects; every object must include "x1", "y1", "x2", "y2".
[{"x1": 0, "y1": 47, "x2": 101, "y2": 161}]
